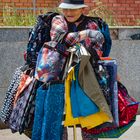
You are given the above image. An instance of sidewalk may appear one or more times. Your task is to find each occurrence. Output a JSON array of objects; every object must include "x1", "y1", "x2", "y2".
[{"x1": 0, "y1": 115, "x2": 140, "y2": 140}]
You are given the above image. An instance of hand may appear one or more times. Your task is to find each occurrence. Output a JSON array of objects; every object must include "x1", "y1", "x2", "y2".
[{"x1": 87, "y1": 29, "x2": 104, "y2": 44}]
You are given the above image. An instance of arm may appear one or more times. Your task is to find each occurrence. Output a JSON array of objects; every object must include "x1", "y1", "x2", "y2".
[
  {"x1": 50, "y1": 15, "x2": 104, "y2": 47},
  {"x1": 50, "y1": 15, "x2": 88, "y2": 46}
]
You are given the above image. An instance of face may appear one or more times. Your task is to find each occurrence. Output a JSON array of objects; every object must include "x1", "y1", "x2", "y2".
[{"x1": 62, "y1": 8, "x2": 84, "y2": 22}]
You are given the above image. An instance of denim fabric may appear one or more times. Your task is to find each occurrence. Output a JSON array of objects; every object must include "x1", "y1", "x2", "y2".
[
  {"x1": 32, "y1": 83, "x2": 64, "y2": 140},
  {"x1": 31, "y1": 85, "x2": 46, "y2": 140}
]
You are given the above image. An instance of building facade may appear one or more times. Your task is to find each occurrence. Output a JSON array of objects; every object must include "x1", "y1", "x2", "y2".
[{"x1": 0, "y1": 0, "x2": 140, "y2": 26}]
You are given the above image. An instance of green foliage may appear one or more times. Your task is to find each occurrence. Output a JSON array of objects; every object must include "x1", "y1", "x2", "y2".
[
  {"x1": 1, "y1": 4, "x2": 63, "y2": 26},
  {"x1": 136, "y1": 19, "x2": 140, "y2": 26},
  {"x1": 2, "y1": 5, "x2": 36, "y2": 26},
  {"x1": 88, "y1": 0, "x2": 119, "y2": 26}
]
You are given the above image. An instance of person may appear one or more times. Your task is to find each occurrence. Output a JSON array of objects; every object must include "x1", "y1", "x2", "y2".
[
  {"x1": 51, "y1": 0, "x2": 104, "y2": 58},
  {"x1": 26, "y1": 0, "x2": 107, "y2": 140},
  {"x1": 48, "y1": 0, "x2": 106, "y2": 140}
]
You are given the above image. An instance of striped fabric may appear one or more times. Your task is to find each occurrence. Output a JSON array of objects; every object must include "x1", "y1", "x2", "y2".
[
  {"x1": 9, "y1": 79, "x2": 35, "y2": 133},
  {"x1": 82, "y1": 117, "x2": 136, "y2": 138}
]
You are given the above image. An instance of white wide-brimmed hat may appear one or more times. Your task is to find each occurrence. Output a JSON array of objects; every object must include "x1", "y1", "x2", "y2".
[{"x1": 59, "y1": 0, "x2": 88, "y2": 9}]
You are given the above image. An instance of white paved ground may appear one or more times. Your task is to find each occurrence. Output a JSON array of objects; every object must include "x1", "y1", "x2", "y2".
[{"x1": 0, "y1": 115, "x2": 140, "y2": 140}]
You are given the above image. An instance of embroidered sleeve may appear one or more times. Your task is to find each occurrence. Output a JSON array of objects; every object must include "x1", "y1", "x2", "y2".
[
  {"x1": 85, "y1": 21, "x2": 104, "y2": 51},
  {"x1": 50, "y1": 15, "x2": 103, "y2": 51},
  {"x1": 50, "y1": 15, "x2": 68, "y2": 42},
  {"x1": 50, "y1": 15, "x2": 82, "y2": 46}
]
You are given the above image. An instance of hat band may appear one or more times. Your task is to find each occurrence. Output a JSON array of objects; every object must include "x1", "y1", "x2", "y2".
[{"x1": 64, "y1": 0, "x2": 84, "y2": 4}]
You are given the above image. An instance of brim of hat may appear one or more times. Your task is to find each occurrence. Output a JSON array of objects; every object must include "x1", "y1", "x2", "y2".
[{"x1": 59, "y1": 3, "x2": 88, "y2": 9}]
